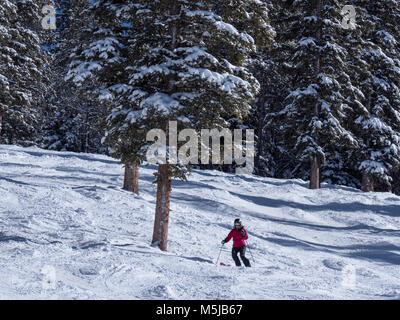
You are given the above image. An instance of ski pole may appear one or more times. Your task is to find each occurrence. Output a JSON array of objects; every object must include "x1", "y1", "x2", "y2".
[
  {"x1": 215, "y1": 243, "x2": 224, "y2": 265},
  {"x1": 246, "y1": 241, "x2": 255, "y2": 266}
]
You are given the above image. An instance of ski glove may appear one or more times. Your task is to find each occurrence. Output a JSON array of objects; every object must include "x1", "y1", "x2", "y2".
[
  {"x1": 221, "y1": 240, "x2": 226, "y2": 245},
  {"x1": 241, "y1": 229, "x2": 246, "y2": 237}
]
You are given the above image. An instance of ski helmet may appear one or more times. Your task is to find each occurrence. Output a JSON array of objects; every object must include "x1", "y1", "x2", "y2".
[{"x1": 234, "y1": 218, "x2": 242, "y2": 226}]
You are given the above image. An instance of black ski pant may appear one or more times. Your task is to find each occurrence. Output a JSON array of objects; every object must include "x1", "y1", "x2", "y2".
[{"x1": 232, "y1": 246, "x2": 251, "y2": 267}]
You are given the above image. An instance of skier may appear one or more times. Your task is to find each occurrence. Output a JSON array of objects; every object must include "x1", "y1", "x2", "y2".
[{"x1": 221, "y1": 219, "x2": 251, "y2": 267}]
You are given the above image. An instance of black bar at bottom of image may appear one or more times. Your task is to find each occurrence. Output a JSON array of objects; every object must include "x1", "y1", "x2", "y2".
[{"x1": 0, "y1": 300, "x2": 396, "y2": 318}]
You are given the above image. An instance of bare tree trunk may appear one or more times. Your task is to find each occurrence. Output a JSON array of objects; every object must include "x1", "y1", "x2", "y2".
[
  {"x1": 152, "y1": 163, "x2": 171, "y2": 251},
  {"x1": 361, "y1": 172, "x2": 374, "y2": 192},
  {"x1": 123, "y1": 161, "x2": 132, "y2": 191},
  {"x1": 310, "y1": 155, "x2": 320, "y2": 189},
  {"x1": 132, "y1": 164, "x2": 139, "y2": 195},
  {"x1": 0, "y1": 113, "x2": 2, "y2": 135},
  {"x1": 151, "y1": 0, "x2": 180, "y2": 251},
  {"x1": 123, "y1": 162, "x2": 139, "y2": 195}
]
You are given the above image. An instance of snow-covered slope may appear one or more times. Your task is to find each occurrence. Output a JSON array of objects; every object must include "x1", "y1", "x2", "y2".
[{"x1": 0, "y1": 145, "x2": 399, "y2": 299}]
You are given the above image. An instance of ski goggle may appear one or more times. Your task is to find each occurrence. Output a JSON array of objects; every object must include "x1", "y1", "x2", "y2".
[{"x1": 234, "y1": 223, "x2": 241, "y2": 226}]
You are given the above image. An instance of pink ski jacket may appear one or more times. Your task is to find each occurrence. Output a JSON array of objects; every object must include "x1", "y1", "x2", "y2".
[{"x1": 224, "y1": 227, "x2": 248, "y2": 248}]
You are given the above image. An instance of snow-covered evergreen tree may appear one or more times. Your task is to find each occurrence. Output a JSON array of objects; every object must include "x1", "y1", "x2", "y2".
[
  {"x1": 129, "y1": 0, "x2": 273, "y2": 250},
  {"x1": 40, "y1": 0, "x2": 108, "y2": 153},
  {"x1": 67, "y1": 0, "x2": 273, "y2": 250},
  {"x1": 249, "y1": 0, "x2": 297, "y2": 178},
  {"x1": 65, "y1": 0, "x2": 143, "y2": 192},
  {"x1": 348, "y1": 0, "x2": 400, "y2": 192},
  {"x1": 267, "y1": 0, "x2": 358, "y2": 189},
  {"x1": 0, "y1": 0, "x2": 50, "y2": 145}
]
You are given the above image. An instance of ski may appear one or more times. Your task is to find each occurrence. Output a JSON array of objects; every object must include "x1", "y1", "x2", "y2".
[{"x1": 219, "y1": 262, "x2": 232, "y2": 267}]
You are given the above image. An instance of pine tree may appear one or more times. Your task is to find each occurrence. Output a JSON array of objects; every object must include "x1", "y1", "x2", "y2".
[
  {"x1": 40, "y1": 0, "x2": 108, "y2": 154},
  {"x1": 65, "y1": 0, "x2": 143, "y2": 193},
  {"x1": 129, "y1": 0, "x2": 273, "y2": 250},
  {"x1": 0, "y1": 0, "x2": 50, "y2": 145},
  {"x1": 267, "y1": 0, "x2": 359, "y2": 189},
  {"x1": 250, "y1": 0, "x2": 296, "y2": 178},
  {"x1": 66, "y1": 0, "x2": 273, "y2": 250},
  {"x1": 348, "y1": 0, "x2": 400, "y2": 192}
]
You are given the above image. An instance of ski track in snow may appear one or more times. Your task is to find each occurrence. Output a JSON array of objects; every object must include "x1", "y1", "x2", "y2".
[{"x1": 0, "y1": 144, "x2": 399, "y2": 299}]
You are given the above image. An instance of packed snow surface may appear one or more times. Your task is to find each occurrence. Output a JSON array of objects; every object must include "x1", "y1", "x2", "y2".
[{"x1": 0, "y1": 145, "x2": 399, "y2": 299}]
